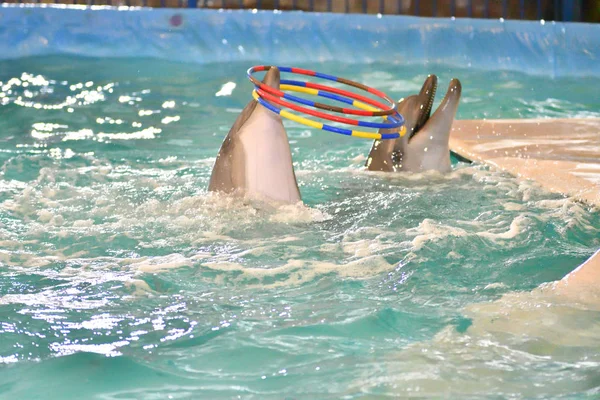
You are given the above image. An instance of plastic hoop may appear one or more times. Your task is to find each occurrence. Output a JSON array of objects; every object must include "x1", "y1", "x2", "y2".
[
  {"x1": 252, "y1": 90, "x2": 406, "y2": 140},
  {"x1": 247, "y1": 65, "x2": 398, "y2": 117},
  {"x1": 256, "y1": 85, "x2": 403, "y2": 130}
]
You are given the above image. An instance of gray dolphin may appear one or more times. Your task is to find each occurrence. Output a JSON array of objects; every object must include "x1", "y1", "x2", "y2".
[
  {"x1": 208, "y1": 67, "x2": 301, "y2": 204},
  {"x1": 366, "y1": 75, "x2": 462, "y2": 173}
]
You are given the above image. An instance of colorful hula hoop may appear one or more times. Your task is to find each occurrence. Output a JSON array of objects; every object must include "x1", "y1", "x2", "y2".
[
  {"x1": 251, "y1": 91, "x2": 405, "y2": 140},
  {"x1": 248, "y1": 65, "x2": 397, "y2": 117},
  {"x1": 279, "y1": 79, "x2": 394, "y2": 117},
  {"x1": 256, "y1": 85, "x2": 401, "y2": 130},
  {"x1": 248, "y1": 65, "x2": 406, "y2": 139}
]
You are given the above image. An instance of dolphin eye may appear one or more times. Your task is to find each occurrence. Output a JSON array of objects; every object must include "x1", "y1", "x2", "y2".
[{"x1": 392, "y1": 150, "x2": 402, "y2": 165}]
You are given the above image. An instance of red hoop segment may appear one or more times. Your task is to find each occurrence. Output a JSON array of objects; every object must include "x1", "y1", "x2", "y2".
[{"x1": 247, "y1": 65, "x2": 398, "y2": 117}]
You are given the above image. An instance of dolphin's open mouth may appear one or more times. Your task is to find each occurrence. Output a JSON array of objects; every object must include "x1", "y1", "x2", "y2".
[{"x1": 412, "y1": 75, "x2": 438, "y2": 138}]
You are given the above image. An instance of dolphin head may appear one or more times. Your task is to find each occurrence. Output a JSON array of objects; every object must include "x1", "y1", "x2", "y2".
[
  {"x1": 366, "y1": 75, "x2": 461, "y2": 173},
  {"x1": 208, "y1": 66, "x2": 302, "y2": 205},
  {"x1": 397, "y1": 74, "x2": 439, "y2": 140}
]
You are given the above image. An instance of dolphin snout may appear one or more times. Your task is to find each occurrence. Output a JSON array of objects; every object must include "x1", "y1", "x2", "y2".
[
  {"x1": 263, "y1": 66, "x2": 281, "y2": 88},
  {"x1": 447, "y1": 78, "x2": 462, "y2": 98},
  {"x1": 436, "y1": 78, "x2": 462, "y2": 113}
]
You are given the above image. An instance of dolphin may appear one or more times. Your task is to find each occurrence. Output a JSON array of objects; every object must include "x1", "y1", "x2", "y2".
[
  {"x1": 366, "y1": 75, "x2": 462, "y2": 173},
  {"x1": 208, "y1": 67, "x2": 301, "y2": 204}
]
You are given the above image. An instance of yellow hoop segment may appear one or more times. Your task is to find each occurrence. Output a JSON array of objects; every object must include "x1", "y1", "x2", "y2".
[{"x1": 252, "y1": 90, "x2": 406, "y2": 140}]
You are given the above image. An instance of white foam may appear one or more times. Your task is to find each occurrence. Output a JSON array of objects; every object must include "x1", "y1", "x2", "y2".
[
  {"x1": 275, "y1": 236, "x2": 302, "y2": 243},
  {"x1": 447, "y1": 251, "x2": 463, "y2": 260},
  {"x1": 128, "y1": 254, "x2": 192, "y2": 273},
  {"x1": 476, "y1": 215, "x2": 528, "y2": 240},
  {"x1": 72, "y1": 219, "x2": 94, "y2": 227},
  {"x1": 535, "y1": 198, "x2": 598, "y2": 232},
  {"x1": 123, "y1": 279, "x2": 155, "y2": 297},
  {"x1": 502, "y1": 202, "x2": 524, "y2": 211},
  {"x1": 269, "y1": 202, "x2": 331, "y2": 224},
  {"x1": 482, "y1": 282, "x2": 508, "y2": 290},
  {"x1": 37, "y1": 209, "x2": 54, "y2": 222},
  {"x1": 203, "y1": 255, "x2": 395, "y2": 288},
  {"x1": 341, "y1": 239, "x2": 398, "y2": 258},
  {"x1": 406, "y1": 219, "x2": 469, "y2": 250}
]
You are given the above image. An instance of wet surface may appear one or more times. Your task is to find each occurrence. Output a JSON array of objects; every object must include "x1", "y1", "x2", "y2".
[
  {"x1": 450, "y1": 118, "x2": 600, "y2": 207},
  {"x1": 1, "y1": 57, "x2": 599, "y2": 399}
]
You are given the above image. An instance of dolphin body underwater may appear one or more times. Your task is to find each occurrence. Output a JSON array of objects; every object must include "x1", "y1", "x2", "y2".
[
  {"x1": 208, "y1": 67, "x2": 302, "y2": 204},
  {"x1": 366, "y1": 75, "x2": 462, "y2": 173}
]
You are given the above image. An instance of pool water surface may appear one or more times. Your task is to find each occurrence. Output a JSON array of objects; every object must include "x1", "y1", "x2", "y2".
[{"x1": 0, "y1": 57, "x2": 599, "y2": 399}]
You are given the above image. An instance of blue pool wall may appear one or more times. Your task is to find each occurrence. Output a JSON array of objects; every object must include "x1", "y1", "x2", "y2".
[{"x1": 1, "y1": 4, "x2": 599, "y2": 78}]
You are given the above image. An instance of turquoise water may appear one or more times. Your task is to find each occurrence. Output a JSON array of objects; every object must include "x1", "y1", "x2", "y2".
[{"x1": 1, "y1": 57, "x2": 600, "y2": 399}]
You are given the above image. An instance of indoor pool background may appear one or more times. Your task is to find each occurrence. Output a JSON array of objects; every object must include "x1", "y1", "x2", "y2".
[{"x1": 1, "y1": 57, "x2": 600, "y2": 399}]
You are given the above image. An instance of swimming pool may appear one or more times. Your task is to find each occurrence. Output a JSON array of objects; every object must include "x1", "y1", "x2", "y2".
[{"x1": 1, "y1": 6, "x2": 600, "y2": 400}]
